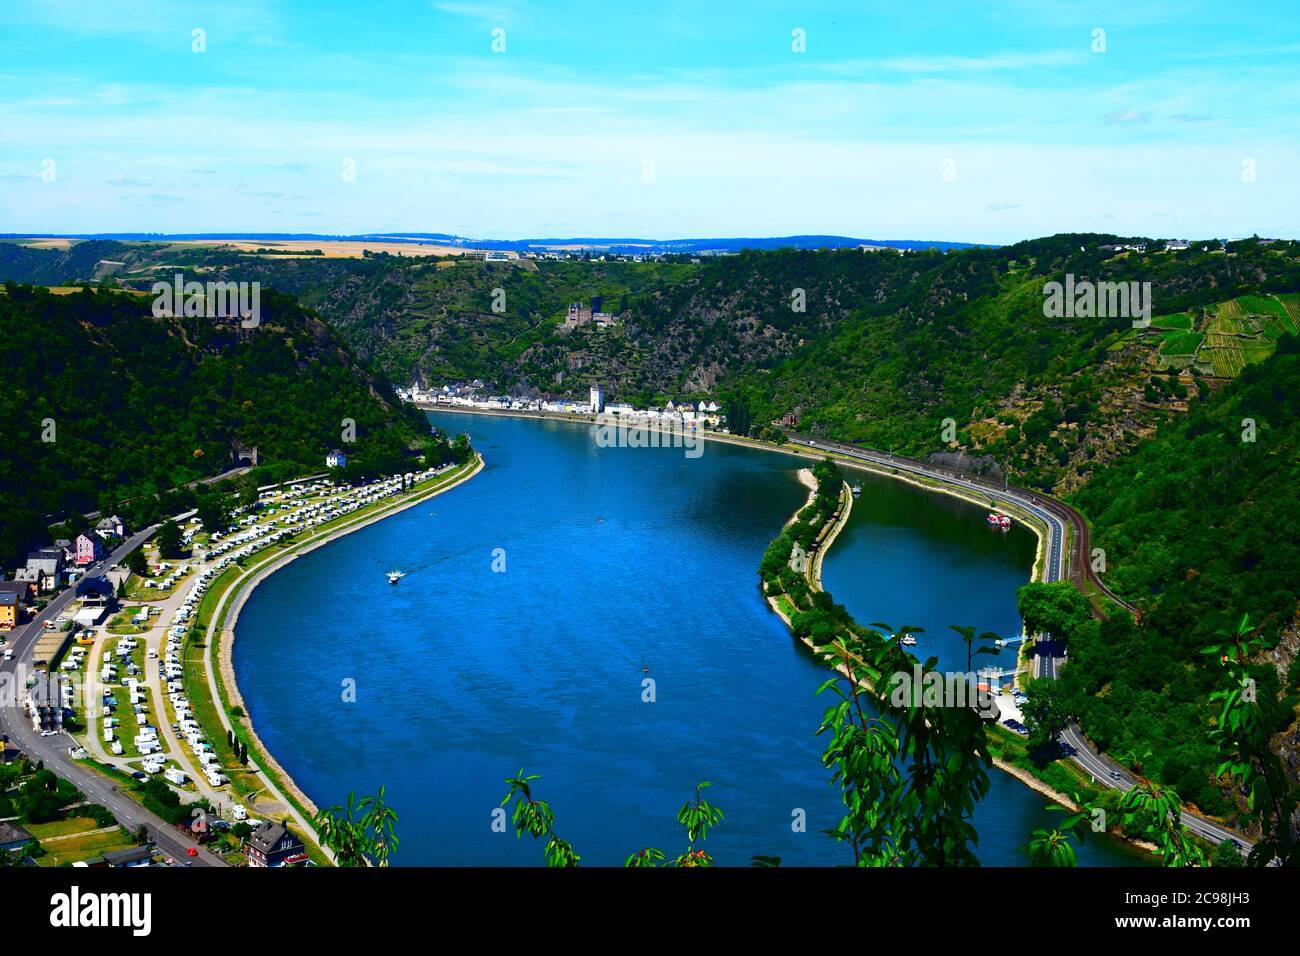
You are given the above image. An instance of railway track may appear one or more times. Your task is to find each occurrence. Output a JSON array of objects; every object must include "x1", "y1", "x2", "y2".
[{"x1": 784, "y1": 432, "x2": 1249, "y2": 853}]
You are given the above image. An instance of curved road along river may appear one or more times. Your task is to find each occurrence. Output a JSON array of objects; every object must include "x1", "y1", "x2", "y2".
[{"x1": 785, "y1": 433, "x2": 1250, "y2": 852}]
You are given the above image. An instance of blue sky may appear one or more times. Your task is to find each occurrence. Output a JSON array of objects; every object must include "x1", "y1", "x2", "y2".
[{"x1": 1, "y1": 0, "x2": 1297, "y2": 242}]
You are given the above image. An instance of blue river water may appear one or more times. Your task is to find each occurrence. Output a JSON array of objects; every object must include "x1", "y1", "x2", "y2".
[{"x1": 233, "y1": 411, "x2": 1145, "y2": 866}]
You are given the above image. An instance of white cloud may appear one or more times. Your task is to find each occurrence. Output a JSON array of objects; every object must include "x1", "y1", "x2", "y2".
[
  {"x1": 1103, "y1": 109, "x2": 1152, "y2": 125},
  {"x1": 430, "y1": 1, "x2": 524, "y2": 25}
]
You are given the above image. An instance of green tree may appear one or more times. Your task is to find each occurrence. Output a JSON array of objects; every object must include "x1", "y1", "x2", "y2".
[
  {"x1": 125, "y1": 548, "x2": 148, "y2": 576},
  {"x1": 1021, "y1": 677, "x2": 1074, "y2": 752},
  {"x1": 313, "y1": 787, "x2": 401, "y2": 867},
  {"x1": 670, "y1": 782, "x2": 725, "y2": 867},
  {"x1": 500, "y1": 770, "x2": 580, "y2": 867},
  {"x1": 1211, "y1": 839, "x2": 1245, "y2": 867},
  {"x1": 155, "y1": 520, "x2": 182, "y2": 558},
  {"x1": 497, "y1": 771, "x2": 725, "y2": 868},
  {"x1": 1022, "y1": 809, "x2": 1090, "y2": 867},
  {"x1": 1116, "y1": 754, "x2": 1206, "y2": 867},
  {"x1": 949, "y1": 624, "x2": 998, "y2": 674},
  {"x1": 314, "y1": 792, "x2": 370, "y2": 867},
  {"x1": 235, "y1": 476, "x2": 260, "y2": 508},
  {"x1": 195, "y1": 490, "x2": 232, "y2": 535},
  {"x1": 1016, "y1": 581, "x2": 1091, "y2": 638},
  {"x1": 1204, "y1": 613, "x2": 1298, "y2": 866},
  {"x1": 359, "y1": 787, "x2": 399, "y2": 867},
  {"x1": 818, "y1": 620, "x2": 991, "y2": 867},
  {"x1": 723, "y1": 392, "x2": 753, "y2": 437}
]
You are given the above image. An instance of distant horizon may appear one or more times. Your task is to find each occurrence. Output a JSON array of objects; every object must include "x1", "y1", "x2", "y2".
[{"x1": 2, "y1": 228, "x2": 1283, "y2": 250}]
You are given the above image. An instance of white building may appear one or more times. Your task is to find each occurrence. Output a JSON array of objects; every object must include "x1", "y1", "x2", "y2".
[{"x1": 589, "y1": 385, "x2": 605, "y2": 414}]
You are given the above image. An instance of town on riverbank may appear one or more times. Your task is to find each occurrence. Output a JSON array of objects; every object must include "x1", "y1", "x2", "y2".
[
  {"x1": 0, "y1": 450, "x2": 481, "y2": 869},
  {"x1": 400, "y1": 380, "x2": 726, "y2": 430}
]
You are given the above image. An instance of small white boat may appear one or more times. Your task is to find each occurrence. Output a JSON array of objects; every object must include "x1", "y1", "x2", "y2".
[
  {"x1": 387, "y1": 570, "x2": 406, "y2": 584},
  {"x1": 899, "y1": 634, "x2": 918, "y2": 647},
  {"x1": 851, "y1": 484, "x2": 862, "y2": 498}
]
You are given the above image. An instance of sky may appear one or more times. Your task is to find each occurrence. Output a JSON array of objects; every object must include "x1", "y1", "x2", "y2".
[{"x1": 0, "y1": 0, "x2": 1298, "y2": 243}]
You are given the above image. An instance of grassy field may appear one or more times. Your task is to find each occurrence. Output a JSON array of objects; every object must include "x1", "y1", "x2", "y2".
[
  {"x1": 1150, "y1": 312, "x2": 1193, "y2": 330},
  {"x1": 74, "y1": 756, "x2": 137, "y2": 788},
  {"x1": 1105, "y1": 328, "x2": 1138, "y2": 350},
  {"x1": 107, "y1": 606, "x2": 151, "y2": 634},
  {"x1": 1158, "y1": 330, "x2": 1204, "y2": 355},
  {"x1": 774, "y1": 594, "x2": 797, "y2": 619},
  {"x1": 35, "y1": 827, "x2": 140, "y2": 867},
  {"x1": 26, "y1": 815, "x2": 104, "y2": 840},
  {"x1": 1243, "y1": 343, "x2": 1277, "y2": 365},
  {"x1": 1155, "y1": 353, "x2": 1195, "y2": 371},
  {"x1": 1260, "y1": 319, "x2": 1291, "y2": 340},
  {"x1": 125, "y1": 571, "x2": 183, "y2": 600},
  {"x1": 1236, "y1": 294, "x2": 1290, "y2": 320}
]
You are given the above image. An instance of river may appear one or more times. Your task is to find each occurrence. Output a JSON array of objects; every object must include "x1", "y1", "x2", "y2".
[{"x1": 232, "y1": 411, "x2": 1145, "y2": 865}]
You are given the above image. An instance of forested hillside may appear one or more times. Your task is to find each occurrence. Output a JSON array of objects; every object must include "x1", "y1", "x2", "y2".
[
  {"x1": 0, "y1": 239, "x2": 142, "y2": 285},
  {"x1": 688, "y1": 236, "x2": 1300, "y2": 492},
  {"x1": 0, "y1": 283, "x2": 460, "y2": 566},
  {"x1": 1058, "y1": 333, "x2": 1300, "y2": 819},
  {"x1": 178, "y1": 252, "x2": 698, "y2": 387},
  {"x1": 4, "y1": 235, "x2": 1299, "y2": 497},
  {"x1": 109, "y1": 236, "x2": 1300, "y2": 492}
]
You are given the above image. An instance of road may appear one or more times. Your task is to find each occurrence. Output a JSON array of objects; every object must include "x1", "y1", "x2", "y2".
[
  {"x1": 0, "y1": 525, "x2": 228, "y2": 867},
  {"x1": 786, "y1": 433, "x2": 1249, "y2": 852},
  {"x1": 45, "y1": 465, "x2": 252, "y2": 526}
]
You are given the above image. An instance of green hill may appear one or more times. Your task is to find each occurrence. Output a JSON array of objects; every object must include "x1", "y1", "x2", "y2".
[
  {"x1": 1063, "y1": 334, "x2": 1300, "y2": 819},
  {"x1": 0, "y1": 282, "x2": 464, "y2": 566},
  {"x1": 126, "y1": 234, "x2": 1300, "y2": 494}
]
